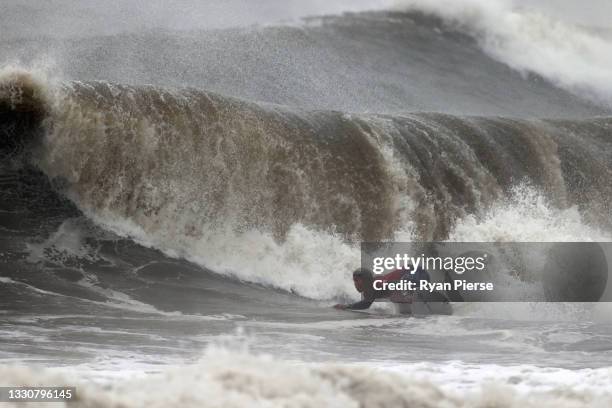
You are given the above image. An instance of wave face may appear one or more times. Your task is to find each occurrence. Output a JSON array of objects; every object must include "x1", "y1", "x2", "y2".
[{"x1": 1, "y1": 70, "x2": 611, "y2": 298}]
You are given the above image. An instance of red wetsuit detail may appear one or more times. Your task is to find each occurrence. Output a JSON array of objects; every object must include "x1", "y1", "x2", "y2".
[{"x1": 375, "y1": 269, "x2": 405, "y2": 285}]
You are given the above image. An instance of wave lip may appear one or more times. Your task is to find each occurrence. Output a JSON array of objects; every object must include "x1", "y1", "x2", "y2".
[{"x1": 0, "y1": 70, "x2": 49, "y2": 153}]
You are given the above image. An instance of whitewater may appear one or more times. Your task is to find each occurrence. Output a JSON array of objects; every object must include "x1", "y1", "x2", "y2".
[{"x1": 1, "y1": 1, "x2": 611, "y2": 407}]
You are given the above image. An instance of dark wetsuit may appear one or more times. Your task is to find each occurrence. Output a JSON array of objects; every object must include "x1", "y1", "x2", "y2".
[{"x1": 345, "y1": 268, "x2": 431, "y2": 310}]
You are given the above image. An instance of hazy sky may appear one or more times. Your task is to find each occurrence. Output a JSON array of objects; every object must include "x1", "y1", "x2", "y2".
[{"x1": 1, "y1": 0, "x2": 610, "y2": 40}]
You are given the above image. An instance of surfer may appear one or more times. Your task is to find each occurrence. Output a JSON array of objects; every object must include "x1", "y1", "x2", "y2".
[{"x1": 333, "y1": 267, "x2": 452, "y2": 315}]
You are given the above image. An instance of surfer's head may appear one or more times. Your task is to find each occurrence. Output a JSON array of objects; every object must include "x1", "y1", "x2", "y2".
[{"x1": 352, "y1": 268, "x2": 373, "y2": 293}]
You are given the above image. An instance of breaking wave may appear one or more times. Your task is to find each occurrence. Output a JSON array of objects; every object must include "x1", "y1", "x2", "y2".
[
  {"x1": 395, "y1": 0, "x2": 612, "y2": 107},
  {"x1": 1, "y1": 68, "x2": 611, "y2": 298}
]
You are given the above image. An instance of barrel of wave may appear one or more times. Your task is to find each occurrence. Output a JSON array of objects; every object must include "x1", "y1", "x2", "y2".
[{"x1": 0, "y1": 70, "x2": 52, "y2": 154}]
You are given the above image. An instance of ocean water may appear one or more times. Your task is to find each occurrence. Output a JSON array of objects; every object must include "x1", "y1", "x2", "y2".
[{"x1": 1, "y1": 1, "x2": 612, "y2": 406}]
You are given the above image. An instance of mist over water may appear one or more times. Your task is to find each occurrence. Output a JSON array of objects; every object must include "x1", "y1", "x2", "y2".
[
  {"x1": 395, "y1": 0, "x2": 612, "y2": 108},
  {"x1": 1, "y1": 1, "x2": 612, "y2": 406}
]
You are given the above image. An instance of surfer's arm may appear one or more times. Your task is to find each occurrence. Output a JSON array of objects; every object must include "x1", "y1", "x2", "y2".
[{"x1": 333, "y1": 293, "x2": 376, "y2": 310}]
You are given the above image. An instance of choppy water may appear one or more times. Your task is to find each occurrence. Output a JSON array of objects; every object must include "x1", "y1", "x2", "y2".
[{"x1": 1, "y1": 1, "x2": 612, "y2": 406}]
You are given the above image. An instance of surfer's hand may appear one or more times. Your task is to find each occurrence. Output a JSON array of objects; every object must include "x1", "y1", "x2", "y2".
[{"x1": 333, "y1": 304, "x2": 347, "y2": 310}]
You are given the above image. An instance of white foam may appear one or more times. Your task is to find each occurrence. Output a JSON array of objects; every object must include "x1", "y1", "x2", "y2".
[
  {"x1": 2, "y1": 347, "x2": 612, "y2": 407},
  {"x1": 26, "y1": 218, "x2": 99, "y2": 264},
  {"x1": 380, "y1": 360, "x2": 612, "y2": 395},
  {"x1": 80, "y1": 180, "x2": 610, "y2": 306},
  {"x1": 447, "y1": 184, "x2": 612, "y2": 242},
  {"x1": 89, "y1": 212, "x2": 362, "y2": 300},
  {"x1": 443, "y1": 185, "x2": 612, "y2": 322}
]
